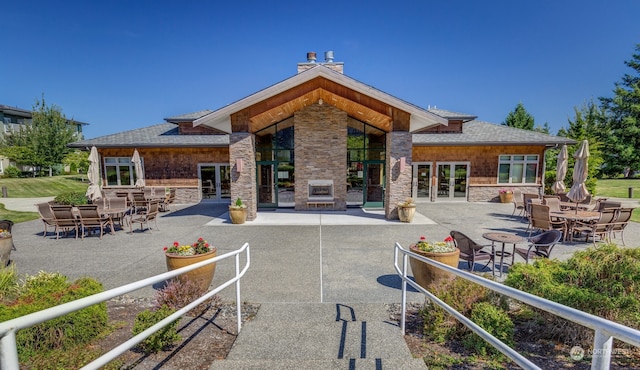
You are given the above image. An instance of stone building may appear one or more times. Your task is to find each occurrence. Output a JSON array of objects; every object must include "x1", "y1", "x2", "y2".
[{"x1": 70, "y1": 52, "x2": 572, "y2": 221}]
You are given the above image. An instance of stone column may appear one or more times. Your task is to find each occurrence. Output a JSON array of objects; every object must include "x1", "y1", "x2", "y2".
[
  {"x1": 229, "y1": 132, "x2": 257, "y2": 220},
  {"x1": 385, "y1": 131, "x2": 413, "y2": 220}
]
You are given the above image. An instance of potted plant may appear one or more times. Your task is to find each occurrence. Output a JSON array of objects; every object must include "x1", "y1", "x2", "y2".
[
  {"x1": 409, "y1": 235, "x2": 460, "y2": 290},
  {"x1": 164, "y1": 237, "x2": 217, "y2": 294},
  {"x1": 499, "y1": 188, "x2": 514, "y2": 204},
  {"x1": 229, "y1": 197, "x2": 247, "y2": 224},
  {"x1": 397, "y1": 197, "x2": 416, "y2": 223},
  {"x1": 0, "y1": 227, "x2": 13, "y2": 267}
]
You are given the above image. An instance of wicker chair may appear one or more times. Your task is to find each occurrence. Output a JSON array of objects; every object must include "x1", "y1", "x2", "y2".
[
  {"x1": 450, "y1": 230, "x2": 495, "y2": 275},
  {"x1": 514, "y1": 230, "x2": 562, "y2": 264}
]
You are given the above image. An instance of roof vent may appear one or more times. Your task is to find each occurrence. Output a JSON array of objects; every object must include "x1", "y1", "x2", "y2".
[
  {"x1": 324, "y1": 50, "x2": 334, "y2": 62},
  {"x1": 306, "y1": 51, "x2": 317, "y2": 63}
]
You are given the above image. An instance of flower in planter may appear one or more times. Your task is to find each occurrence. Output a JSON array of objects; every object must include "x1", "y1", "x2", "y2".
[
  {"x1": 164, "y1": 237, "x2": 212, "y2": 256},
  {"x1": 414, "y1": 235, "x2": 457, "y2": 253},
  {"x1": 499, "y1": 188, "x2": 514, "y2": 194},
  {"x1": 0, "y1": 229, "x2": 10, "y2": 239}
]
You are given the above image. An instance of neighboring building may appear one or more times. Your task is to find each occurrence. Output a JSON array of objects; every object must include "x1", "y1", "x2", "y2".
[
  {"x1": 0, "y1": 104, "x2": 88, "y2": 174},
  {"x1": 69, "y1": 52, "x2": 573, "y2": 220}
]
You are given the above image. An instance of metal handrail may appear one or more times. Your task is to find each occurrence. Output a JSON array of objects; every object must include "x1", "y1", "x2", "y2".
[
  {"x1": 394, "y1": 242, "x2": 640, "y2": 370},
  {"x1": 0, "y1": 242, "x2": 250, "y2": 370}
]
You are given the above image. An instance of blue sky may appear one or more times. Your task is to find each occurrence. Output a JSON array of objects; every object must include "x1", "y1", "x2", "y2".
[{"x1": 2, "y1": 1, "x2": 639, "y2": 139}]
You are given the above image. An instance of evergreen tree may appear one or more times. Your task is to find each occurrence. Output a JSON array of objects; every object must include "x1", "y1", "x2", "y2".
[
  {"x1": 503, "y1": 102, "x2": 535, "y2": 130},
  {"x1": 599, "y1": 44, "x2": 640, "y2": 177}
]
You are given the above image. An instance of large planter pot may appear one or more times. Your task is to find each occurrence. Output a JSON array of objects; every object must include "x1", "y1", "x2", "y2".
[
  {"x1": 409, "y1": 245, "x2": 460, "y2": 290},
  {"x1": 0, "y1": 237, "x2": 12, "y2": 267},
  {"x1": 229, "y1": 207, "x2": 247, "y2": 224},
  {"x1": 165, "y1": 248, "x2": 217, "y2": 293},
  {"x1": 499, "y1": 192, "x2": 514, "y2": 203},
  {"x1": 398, "y1": 205, "x2": 416, "y2": 223}
]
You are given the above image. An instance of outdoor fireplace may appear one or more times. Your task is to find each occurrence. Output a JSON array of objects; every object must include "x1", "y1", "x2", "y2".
[{"x1": 308, "y1": 180, "x2": 334, "y2": 201}]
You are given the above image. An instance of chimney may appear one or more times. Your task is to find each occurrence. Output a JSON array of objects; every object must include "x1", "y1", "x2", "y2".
[{"x1": 297, "y1": 50, "x2": 344, "y2": 74}]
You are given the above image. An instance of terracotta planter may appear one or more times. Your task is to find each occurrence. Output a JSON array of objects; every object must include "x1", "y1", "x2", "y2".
[
  {"x1": 398, "y1": 205, "x2": 416, "y2": 223},
  {"x1": 165, "y1": 248, "x2": 217, "y2": 293},
  {"x1": 229, "y1": 207, "x2": 247, "y2": 224},
  {"x1": 409, "y1": 245, "x2": 460, "y2": 290},
  {"x1": 499, "y1": 192, "x2": 514, "y2": 203},
  {"x1": 0, "y1": 237, "x2": 12, "y2": 267}
]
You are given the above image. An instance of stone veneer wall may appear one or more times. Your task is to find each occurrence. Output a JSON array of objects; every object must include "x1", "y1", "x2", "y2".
[
  {"x1": 385, "y1": 131, "x2": 413, "y2": 219},
  {"x1": 229, "y1": 132, "x2": 257, "y2": 220},
  {"x1": 294, "y1": 102, "x2": 348, "y2": 210}
]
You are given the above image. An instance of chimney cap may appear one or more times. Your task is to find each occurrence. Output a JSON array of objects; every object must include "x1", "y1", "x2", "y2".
[
  {"x1": 306, "y1": 51, "x2": 317, "y2": 63},
  {"x1": 324, "y1": 50, "x2": 334, "y2": 62}
]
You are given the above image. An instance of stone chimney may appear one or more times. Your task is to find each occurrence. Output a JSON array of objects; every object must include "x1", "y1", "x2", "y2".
[{"x1": 297, "y1": 51, "x2": 344, "y2": 74}]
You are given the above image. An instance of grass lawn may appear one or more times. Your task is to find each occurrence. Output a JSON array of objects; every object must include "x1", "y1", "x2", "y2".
[
  {"x1": 596, "y1": 178, "x2": 640, "y2": 222},
  {"x1": 0, "y1": 175, "x2": 89, "y2": 223}
]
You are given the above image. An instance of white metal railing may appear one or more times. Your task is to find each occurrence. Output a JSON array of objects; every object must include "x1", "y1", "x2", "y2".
[
  {"x1": 394, "y1": 242, "x2": 640, "y2": 370},
  {"x1": 0, "y1": 242, "x2": 250, "y2": 370}
]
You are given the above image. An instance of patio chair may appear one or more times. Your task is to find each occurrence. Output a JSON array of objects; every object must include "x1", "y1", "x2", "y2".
[
  {"x1": 514, "y1": 229, "x2": 562, "y2": 264},
  {"x1": 50, "y1": 205, "x2": 80, "y2": 239},
  {"x1": 76, "y1": 204, "x2": 113, "y2": 239},
  {"x1": 129, "y1": 199, "x2": 160, "y2": 233},
  {"x1": 529, "y1": 203, "x2": 567, "y2": 240},
  {"x1": 130, "y1": 191, "x2": 148, "y2": 213},
  {"x1": 36, "y1": 202, "x2": 56, "y2": 238},
  {"x1": 449, "y1": 230, "x2": 495, "y2": 275},
  {"x1": 609, "y1": 207, "x2": 634, "y2": 246},
  {"x1": 572, "y1": 208, "x2": 617, "y2": 245},
  {"x1": 160, "y1": 188, "x2": 176, "y2": 212},
  {"x1": 511, "y1": 189, "x2": 525, "y2": 218},
  {"x1": 106, "y1": 196, "x2": 129, "y2": 229},
  {"x1": 593, "y1": 200, "x2": 621, "y2": 212},
  {"x1": 544, "y1": 197, "x2": 562, "y2": 212},
  {"x1": 523, "y1": 193, "x2": 540, "y2": 219}
]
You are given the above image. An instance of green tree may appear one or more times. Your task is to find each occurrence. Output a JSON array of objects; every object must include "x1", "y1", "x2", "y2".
[
  {"x1": 0, "y1": 97, "x2": 77, "y2": 175},
  {"x1": 63, "y1": 150, "x2": 90, "y2": 174},
  {"x1": 503, "y1": 102, "x2": 535, "y2": 130},
  {"x1": 599, "y1": 44, "x2": 640, "y2": 177}
]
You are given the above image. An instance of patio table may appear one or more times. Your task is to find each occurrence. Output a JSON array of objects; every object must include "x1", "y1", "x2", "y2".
[
  {"x1": 550, "y1": 210, "x2": 601, "y2": 242},
  {"x1": 482, "y1": 232, "x2": 525, "y2": 277}
]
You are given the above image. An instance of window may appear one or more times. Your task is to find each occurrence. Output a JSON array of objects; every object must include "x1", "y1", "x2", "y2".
[
  {"x1": 105, "y1": 157, "x2": 139, "y2": 186},
  {"x1": 498, "y1": 155, "x2": 538, "y2": 184}
]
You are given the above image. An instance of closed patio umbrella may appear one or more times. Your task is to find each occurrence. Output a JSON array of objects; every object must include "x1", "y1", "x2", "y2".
[
  {"x1": 552, "y1": 144, "x2": 568, "y2": 194},
  {"x1": 132, "y1": 149, "x2": 145, "y2": 188},
  {"x1": 85, "y1": 146, "x2": 102, "y2": 202},
  {"x1": 567, "y1": 140, "x2": 590, "y2": 207}
]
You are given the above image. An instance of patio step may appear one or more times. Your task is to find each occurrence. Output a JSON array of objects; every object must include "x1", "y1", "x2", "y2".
[{"x1": 208, "y1": 302, "x2": 426, "y2": 369}]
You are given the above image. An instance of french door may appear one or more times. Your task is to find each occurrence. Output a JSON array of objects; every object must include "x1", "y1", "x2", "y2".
[
  {"x1": 436, "y1": 162, "x2": 469, "y2": 201},
  {"x1": 198, "y1": 164, "x2": 231, "y2": 201},
  {"x1": 412, "y1": 163, "x2": 432, "y2": 201}
]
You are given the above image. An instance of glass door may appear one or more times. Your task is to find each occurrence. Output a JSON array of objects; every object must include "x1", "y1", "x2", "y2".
[
  {"x1": 257, "y1": 162, "x2": 277, "y2": 208},
  {"x1": 198, "y1": 164, "x2": 231, "y2": 202},
  {"x1": 436, "y1": 163, "x2": 469, "y2": 201},
  {"x1": 364, "y1": 162, "x2": 384, "y2": 208},
  {"x1": 413, "y1": 163, "x2": 432, "y2": 201}
]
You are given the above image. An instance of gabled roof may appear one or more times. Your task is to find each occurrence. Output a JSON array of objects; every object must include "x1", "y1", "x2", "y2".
[
  {"x1": 428, "y1": 108, "x2": 477, "y2": 122},
  {"x1": 412, "y1": 120, "x2": 575, "y2": 147},
  {"x1": 164, "y1": 110, "x2": 213, "y2": 123},
  {"x1": 193, "y1": 65, "x2": 448, "y2": 133},
  {"x1": 68, "y1": 122, "x2": 229, "y2": 149}
]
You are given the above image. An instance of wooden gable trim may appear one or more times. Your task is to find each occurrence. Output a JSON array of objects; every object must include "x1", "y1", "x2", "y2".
[{"x1": 231, "y1": 77, "x2": 408, "y2": 133}]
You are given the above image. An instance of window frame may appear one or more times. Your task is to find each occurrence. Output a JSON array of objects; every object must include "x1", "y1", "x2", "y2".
[
  {"x1": 497, "y1": 154, "x2": 539, "y2": 184},
  {"x1": 104, "y1": 157, "x2": 140, "y2": 186}
]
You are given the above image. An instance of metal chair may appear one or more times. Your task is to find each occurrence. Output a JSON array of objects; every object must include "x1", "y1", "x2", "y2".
[
  {"x1": 529, "y1": 203, "x2": 568, "y2": 240},
  {"x1": 76, "y1": 204, "x2": 113, "y2": 239},
  {"x1": 514, "y1": 230, "x2": 562, "y2": 264},
  {"x1": 35, "y1": 202, "x2": 56, "y2": 238},
  {"x1": 610, "y1": 207, "x2": 634, "y2": 245},
  {"x1": 450, "y1": 230, "x2": 495, "y2": 275},
  {"x1": 50, "y1": 205, "x2": 80, "y2": 239},
  {"x1": 129, "y1": 199, "x2": 160, "y2": 233}
]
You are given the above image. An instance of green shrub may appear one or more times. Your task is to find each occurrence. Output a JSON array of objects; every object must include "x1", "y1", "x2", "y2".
[
  {"x1": 505, "y1": 244, "x2": 640, "y2": 345},
  {"x1": 421, "y1": 277, "x2": 504, "y2": 343},
  {"x1": 54, "y1": 191, "x2": 88, "y2": 205},
  {"x1": 0, "y1": 264, "x2": 19, "y2": 301},
  {"x1": 0, "y1": 271, "x2": 108, "y2": 362},
  {"x1": 132, "y1": 305, "x2": 181, "y2": 353},
  {"x1": 3, "y1": 166, "x2": 21, "y2": 178},
  {"x1": 463, "y1": 302, "x2": 514, "y2": 357}
]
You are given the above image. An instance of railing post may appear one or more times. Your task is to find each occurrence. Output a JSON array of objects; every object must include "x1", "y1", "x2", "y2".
[
  {"x1": 235, "y1": 251, "x2": 242, "y2": 334},
  {"x1": 591, "y1": 329, "x2": 613, "y2": 370},
  {"x1": 1, "y1": 330, "x2": 19, "y2": 369}
]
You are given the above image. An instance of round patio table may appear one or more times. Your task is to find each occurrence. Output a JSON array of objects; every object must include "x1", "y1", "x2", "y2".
[{"x1": 482, "y1": 232, "x2": 526, "y2": 277}]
